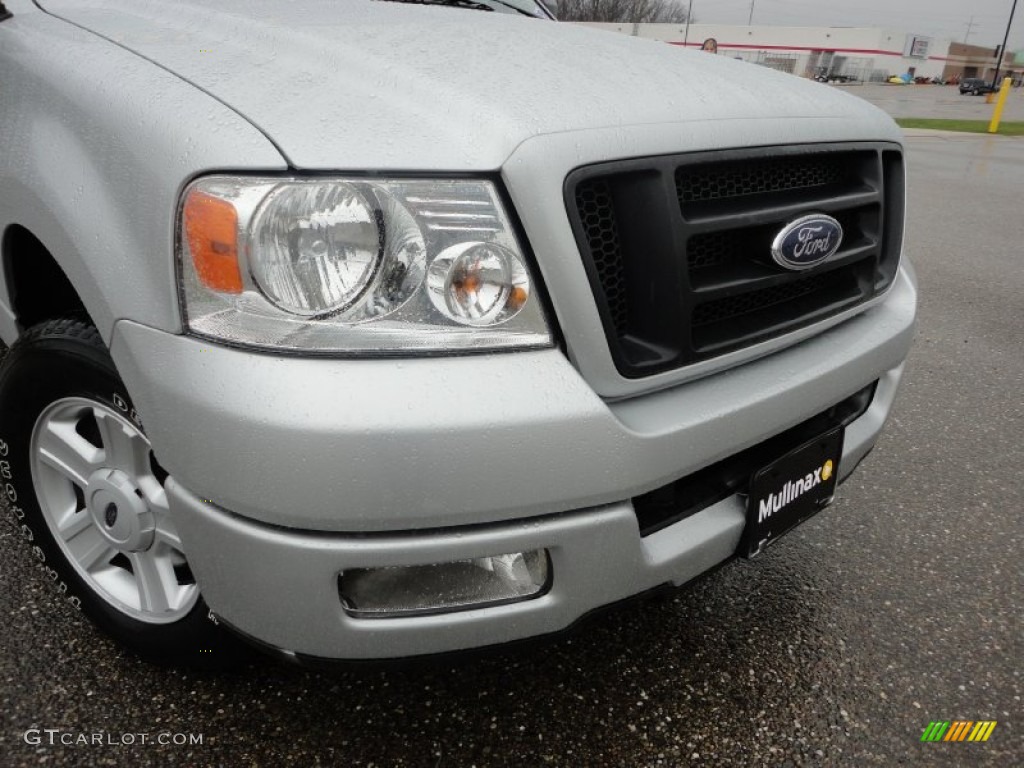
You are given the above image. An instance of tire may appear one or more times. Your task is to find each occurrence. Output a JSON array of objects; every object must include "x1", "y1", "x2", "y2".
[{"x1": 0, "y1": 318, "x2": 251, "y2": 667}]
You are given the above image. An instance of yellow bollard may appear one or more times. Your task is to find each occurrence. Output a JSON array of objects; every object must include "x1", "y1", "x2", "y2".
[{"x1": 988, "y1": 78, "x2": 1013, "y2": 134}]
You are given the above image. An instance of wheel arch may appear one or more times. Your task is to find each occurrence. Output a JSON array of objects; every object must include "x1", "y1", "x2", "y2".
[{"x1": 1, "y1": 222, "x2": 98, "y2": 340}]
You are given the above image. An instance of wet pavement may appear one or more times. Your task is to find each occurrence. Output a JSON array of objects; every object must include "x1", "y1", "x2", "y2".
[
  {"x1": 1, "y1": 135, "x2": 1021, "y2": 766},
  {"x1": 837, "y1": 81, "x2": 1024, "y2": 121}
]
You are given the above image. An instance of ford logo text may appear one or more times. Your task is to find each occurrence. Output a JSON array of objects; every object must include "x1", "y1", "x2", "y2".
[{"x1": 771, "y1": 214, "x2": 844, "y2": 271}]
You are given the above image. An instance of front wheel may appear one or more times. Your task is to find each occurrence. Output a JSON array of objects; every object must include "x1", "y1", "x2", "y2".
[{"x1": 0, "y1": 318, "x2": 249, "y2": 666}]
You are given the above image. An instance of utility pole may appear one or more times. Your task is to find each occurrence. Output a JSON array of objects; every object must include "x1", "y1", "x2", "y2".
[
  {"x1": 991, "y1": 0, "x2": 1018, "y2": 86},
  {"x1": 748, "y1": 0, "x2": 756, "y2": 26},
  {"x1": 684, "y1": 0, "x2": 695, "y2": 47},
  {"x1": 963, "y1": 15, "x2": 979, "y2": 44}
]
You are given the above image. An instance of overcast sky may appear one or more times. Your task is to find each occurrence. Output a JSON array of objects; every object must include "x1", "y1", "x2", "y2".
[{"x1": 689, "y1": 0, "x2": 1023, "y2": 52}]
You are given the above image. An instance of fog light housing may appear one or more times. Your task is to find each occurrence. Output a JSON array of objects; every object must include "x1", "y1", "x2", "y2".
[{"x1": 339, "y1": 550, "x2": 550, "y2": 618}]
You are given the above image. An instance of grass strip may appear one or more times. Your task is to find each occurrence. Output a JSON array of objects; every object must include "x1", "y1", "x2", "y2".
[{"x1": 896, "y1": 118, "x2": 1024, "y2": 136}]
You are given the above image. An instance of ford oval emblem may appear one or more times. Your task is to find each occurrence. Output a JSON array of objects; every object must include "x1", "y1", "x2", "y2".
[{"x1": 771, "y1": 214, "x2": 844, "y2": 271}]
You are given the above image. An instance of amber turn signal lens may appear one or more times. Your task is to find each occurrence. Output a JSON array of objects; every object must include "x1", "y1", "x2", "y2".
[{"x1": 183, "y1": 189, "x2": 242, "y2": 293}]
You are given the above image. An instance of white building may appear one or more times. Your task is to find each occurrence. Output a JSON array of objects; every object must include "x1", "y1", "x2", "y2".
[{"x1": 578, "y1": 23, "x2": 952, "y2": 82}]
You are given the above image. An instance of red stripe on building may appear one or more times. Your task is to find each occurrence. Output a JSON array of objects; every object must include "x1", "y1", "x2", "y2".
[{"x1": 668, "y1": 42, "x2": 906, "y2": 57}]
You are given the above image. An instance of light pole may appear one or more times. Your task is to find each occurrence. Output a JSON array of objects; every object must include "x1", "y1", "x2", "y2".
[
  {"x1": 991, "y1": 0, "x2": 1019, "y2": 87},
  {"x1": 684, "y1": 0, "x2": 695, "y2": 48},
  {"x1": 964, "y1": 14, "x2": 979, "y2": 44}
]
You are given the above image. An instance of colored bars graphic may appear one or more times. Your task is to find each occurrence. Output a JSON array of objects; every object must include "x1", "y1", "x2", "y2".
[{"x1": 921, "y1": 721, "x2": 997, "y2": 742}]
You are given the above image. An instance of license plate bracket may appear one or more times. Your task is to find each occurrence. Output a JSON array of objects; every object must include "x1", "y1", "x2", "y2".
[{"x1": 739, "y1": 427, "x2": 844, "y2": 558}]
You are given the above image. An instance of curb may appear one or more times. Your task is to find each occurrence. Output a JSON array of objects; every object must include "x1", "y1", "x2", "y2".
[{"x1": 901, "y1": 128, "x2": 1022, "y2": 139}]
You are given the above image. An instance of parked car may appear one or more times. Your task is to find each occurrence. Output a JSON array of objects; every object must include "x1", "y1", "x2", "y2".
[
  {"x1": 814, "y1": 72, "x2": 858, "y2": 84},
  {"x1": 0, "y1": 0, "x2": 916, "y2": 665},
  {"x1": 960, "y1": 77, "x2": 998, "y2": 95}
]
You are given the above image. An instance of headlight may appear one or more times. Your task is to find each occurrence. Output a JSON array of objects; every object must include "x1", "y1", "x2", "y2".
[{"x1": 179, "y1": 177, "x2": 551, "y2": 353}]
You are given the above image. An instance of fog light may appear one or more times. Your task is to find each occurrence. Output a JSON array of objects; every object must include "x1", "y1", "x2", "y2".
[{"x1": 339, "y1": 550, "x2": 550, "y2": 618}]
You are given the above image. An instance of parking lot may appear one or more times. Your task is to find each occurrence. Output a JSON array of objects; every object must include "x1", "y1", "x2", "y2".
[
  {"x1": 1, "y1": 131, "x2": 1022, "y2": 765},
  {"x1": 836, "y1": 81, "x2": 1024, "y2": 121}
]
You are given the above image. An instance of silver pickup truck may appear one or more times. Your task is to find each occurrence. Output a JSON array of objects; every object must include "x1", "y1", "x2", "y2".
[{"x1": 0, "y1": 0, "x2": 916, "y2": 665}]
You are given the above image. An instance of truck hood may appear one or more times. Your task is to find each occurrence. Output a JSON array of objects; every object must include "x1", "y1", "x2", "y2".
[{"x1": 39, "y1": 0, "x2": 894, "y2": 170}]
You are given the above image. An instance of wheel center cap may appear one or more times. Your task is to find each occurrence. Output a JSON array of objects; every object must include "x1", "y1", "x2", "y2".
[{"x1": 86, "y1": 468, "x2": 154, "y2": 552}]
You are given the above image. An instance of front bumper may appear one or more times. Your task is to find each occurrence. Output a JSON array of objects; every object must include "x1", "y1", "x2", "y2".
[
  {"x1": 110, "y1": 260, "x2": 915, "y2": 659},
  {"x1": 166, "y1": 358, "x2": 904, "y2": 659}
]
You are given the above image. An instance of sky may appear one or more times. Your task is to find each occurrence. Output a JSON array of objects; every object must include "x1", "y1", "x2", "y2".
[{"x1": 688, "y1": 0, "x2": 1023, "y2": 52}]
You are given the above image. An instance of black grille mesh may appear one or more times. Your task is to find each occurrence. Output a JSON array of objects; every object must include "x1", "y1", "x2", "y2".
[
  {"x1": 687, "y1": 230, "x2": 752, "y2": 271},
  {"x1": 575, "y1": 178, "x2": 628, "y2": 332},
  {"x1": 677, "y1": 155, "x2": 848, "y2": 204},
  {"x1": 692, "y1": 272, "x2": 836, "y2": 329}
]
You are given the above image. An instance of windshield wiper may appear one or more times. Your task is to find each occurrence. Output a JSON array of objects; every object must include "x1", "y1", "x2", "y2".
[
  {"x1": 376, "y1": 0, "x2": 493, "y2": 12},
  {"x1": 476, "y1": 0, "x2": 541, "y2": 16},
  {"x1": 375, "y1": 0, "x2": 539, "y2": 18}
]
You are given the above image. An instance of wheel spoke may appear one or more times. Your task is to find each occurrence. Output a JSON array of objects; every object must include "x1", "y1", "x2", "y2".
[
  {"x1": 95, "y1": 410, "x2": 150, "y2": 477},
  {"x1": 56, "y1": 509, "x2": 93, "y2": 542},
  {"x1": 153, "y1": 519, "x2": 184, "y2": 551},
  {"x1": 36, "y1": 420, "x2": 101, "y2": 488},
  {"x1": 65, "y1": 523, "x2": 116, "y2": 571},
  {"x1": 147, "y1": 488, "x2": 184, "y2": 550},
  {"x1": 130, "y1": 552, "x2": 174, "y2": 613},
  {"x1": 146, "y1": 485, "x2": 170, "y2": 514}
]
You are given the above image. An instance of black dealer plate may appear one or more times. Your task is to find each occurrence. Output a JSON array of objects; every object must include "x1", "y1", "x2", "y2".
[{"x1": 739, "y1": 427, "x2": 844, "y2": 558}]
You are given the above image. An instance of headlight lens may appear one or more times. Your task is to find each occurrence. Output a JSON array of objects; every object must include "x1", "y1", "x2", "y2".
[
  {"x1": 179, "y1": 177, "x2": 550, "y2": 353},
  {"x1": 250, "y1": 183, "x2": 382, "y2": 317}
]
